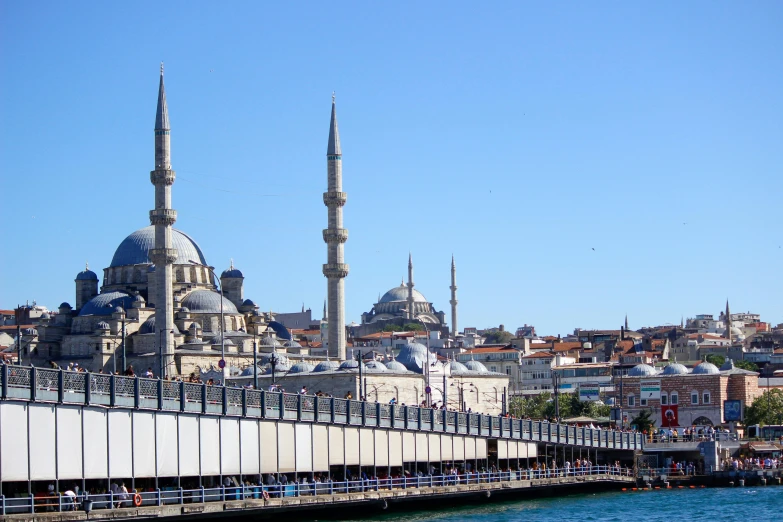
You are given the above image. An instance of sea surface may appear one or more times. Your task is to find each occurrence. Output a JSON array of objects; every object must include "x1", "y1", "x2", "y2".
[{"x1": 332, "y1": 486, "x2": 782, "y2": 522}]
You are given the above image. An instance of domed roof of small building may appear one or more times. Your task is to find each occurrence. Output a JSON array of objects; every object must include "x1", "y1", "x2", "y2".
[
  {"x1": 720, "y1": 358, "x2": 735, "y2": 371},
  {"x1": 283, "y1": 339, "x2": 302, "y2": 348},
  {"x1": 242, "y1": 299, "x2": 256, "y2": 307},
  {"x1": 364, "y1": 360, "x2": 387, "y2": 372},
  {"x1": 264, "y1": 361, "x2": 291, "y2": 374},
  {"x1": 313, "y1": 360, "x2": 340, "y2": 372},
  {"x1": 76, "y1": 268, "x2": 98, "y2": 281},
  {"x1": 339, "y1": 359, "x2": 365, "y2": 370},
  {"x1": 260, "y1": 353, "x2": 290, "y2": 366},
  {"x1": 379, "y1": 283, "x2": 428, "y2": 304},
  {"x1": 23, "y1": 327, "x2": 38, "y2": 336},
  {"x1": 661, "y1": 362, "x2": 689, "y2": 376},
  {"x1": 260, "y1": 335, "x2": 281, "y2": 347},
  {"x1": 395, "y1": 342, "x2": 437, "y2": 372},
  {"x1": 209, "y1": 335, "x2": 235, "y2": 346},
  {"x1": 188, "y1": 322, "x2": 202, "y2": 331},
  {"x1": 110, "y1": 226, "x2": 208, "y2": 267},
  {"x1": 385, "y1": 360, "x2": 409, "y2": 372},
  {"x1": 464, "y1": 359, "x2": 489, "y2": 372},
  {"x1": 113, "y1": 306, "x2": 125, "y2": 314},
  {"x1": 179, "y1": 306, "x2": 189, "y2": 313},
  {"x1": 221, "y1": 268, "x2": 244, "y2": 278},
  {"x1": 96, "y1": 321, "x2": 110, "y2": 330},
  {"x1": 181, "y1": 290, "x2": 239, "y2": 314},
  {"x1": 133, "y1": 294, "x2": 146, "y2": 303},
  {"x1": 628, "y1": 363, "x2": 658, "y2": 377},
  {"x1": 59, "y1": 302, "x2": 72, "y2": 309},
  {"x1": 692, "y1": 361, "x2": 720, "y2": 375},
  {"x1": 289, "y1": 361, "x2": 315, "y2": 373},
  {"x1": 446, "y1": 360, "x2": 469, "y2": 373},
  {"x1": 78, "y1": 291, "x2": 133, "y2": 316}
]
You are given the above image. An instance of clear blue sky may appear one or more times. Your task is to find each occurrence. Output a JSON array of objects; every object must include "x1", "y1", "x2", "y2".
[{"x1": 1, "y1": 2, "x2": 781, "y2": 336}]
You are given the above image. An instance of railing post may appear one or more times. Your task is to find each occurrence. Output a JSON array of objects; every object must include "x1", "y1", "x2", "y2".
[
  {"x1": 417, "y1": 407, "x2": 422, "y2": 430},
  {"x1": 110, "y1": 374, "x2": 116, "y2": 407},
  {"x1": 30, "y1": 367, "x2": 37, "y2": 402},
  {"x1": 297, "y1": 393, "x2": 302, "y2": 421},
  {"x1": 85, "y1": 372, "x2": 91, "y2": 405},
  {"x1": 134, "y1": 377, "x2": 140, "y2": 409},
  {"x1": 313, "y1": 395, "x2": 319, "y2": 422},
  {"x1": 180, "y1": 381, "x2": 186, "y2": 412},
  {"x1": 330, "y1": 397, "x2": 336, "y2": 423},
  {"x1": 1, "y1": 365, "x2": 8, "y2": 400},
  {"x1": 376, "y1": 402, "x2": 381, "y2": 427},
  {"x1": 157, "y1": 379, "x2": 164, "y2": 411},
  {"x1": 390, "y1": 404, "x2": 395, "y2": 429},
  {"x1": 29, "y1": 493, "x2": 34, "y2": 514},
  {"x1": 261, "y1": 390, "x2": 267, "y2": 418},
  {"x1": 222, "y1": 386, "x2": 228, "y2": 416},
  {"x1": 201, "y1": 383, "x2": 207, "y2": 414},
  {"x1": 403, "y1": 406, "x2": 409, "y2": 430},
  {"x1": 156, "y1": 488, "x2": 162, "y2": 507},
  {"x1": 279, "y1": 393, "x2": 285, "y2": 420},
  {"x1": 361, "y1": 401, "x2": 367, "y2": 425},
  {"x1": 242, "y1": 388, "x2": 248, "y2": 417}
]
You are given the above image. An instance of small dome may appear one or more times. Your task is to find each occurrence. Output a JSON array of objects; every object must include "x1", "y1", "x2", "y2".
[
  {"x1": 260, "y1": 336, "x2": 281, "y2": 347},
  {"x1": 113, "y1": 306, "x2": 125, "y2": 314},
  {"x1": 339, "y1": 359, "x2": 365, "y2": 370},
  {"x1": 385, "y1": 360, "x2": 409, "y2": 372},
  {"x1": 133, "y1": 294, "x2": 146, "y2": 303},
  {"x1": 264, "y1": 362, "x2": 291, "y2": 374},
  {"x1": 209, "y1": 333, "x2": 236, "y2": 346},
  {"x1": 661, "y1": 363, "x2": 689, "y2": 376},
  {"x1": 221, "y1": 267, "x2": 244, "y2": 278},
  {"x1": 364, "y1": 360, "x2": 387, "y2": 372},
  {"x1": 59, "y1": 302, "x2": 72, "y2": 309},
  {"x1": 188, "y1": 323, "x2": 202, "y2": 331},
  {"x1": 23, "y1": 327, "x2": 38, "y2": 336},
  {"x1": 78, "y1": 291, "x2": 133, "y2": 317},
  {"x1": 692, "y1": 361, "x2": 720, "y2": 375},
  {"x1": 181, "y1": 290, "x2": 239, "y2": 314},
  {"x1": 446, "y1": 360, "x2": 469, "y2": 373},
  {"x1": 720, "y1": 358, "x2": 735, "y2": 371},
  {"x1": 140, "y1": 315, "x2": 157, "y2": 334},
  {"x1": 96, "y1": 321, "x2": 110, "y2": 330},
  {"x1": 283, "y1": 339, "x2": 302, "y2": 348},
  {"x1": 179, "y1": 306, "x2": 189, "y2": 313},
  {"x1": 313, "y1": 360, "x2": 340, "y2": 372},
  {"x1": 240, "y1": 366, "x2": 263, "y2": 376},
  {"x1": 464, "y1": 359, "x2": 489, "y2": 372},
  {"x1": 260, "y1": 353, "x2": 290, "y2": 366},
  {"x1": 395, "y1": 342, "x2": 437, "y2": 372},
  {"x1": 628, "y1": 363, "x2": 658, "y2": 377},
  {"x1": 289, "y1": 361, "x2": 315, "y2": 373},
  {"x1": 242, "y1": 299, "x2": 256, "y2": 307},
  {"x1": 76, "y1": 268, "x2": 98, "y2": 281},
  {"x1": 41, "y1": 312, "x2": 51, "y2": 319}
]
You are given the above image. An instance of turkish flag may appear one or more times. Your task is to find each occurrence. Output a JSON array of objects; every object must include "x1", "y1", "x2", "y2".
[{"x1": 662, "y1": 405, "x2": 679, "y2": 427}]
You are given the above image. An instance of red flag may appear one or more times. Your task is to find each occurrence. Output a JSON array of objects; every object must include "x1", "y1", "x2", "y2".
[{"x1": 662, "y1": 405, "x2": 679, "y2": 427}]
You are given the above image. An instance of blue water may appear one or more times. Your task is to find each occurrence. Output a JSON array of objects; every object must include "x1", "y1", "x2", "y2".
[{"x1": 335, "y1": 487, "x2": 783, "y2": 521}]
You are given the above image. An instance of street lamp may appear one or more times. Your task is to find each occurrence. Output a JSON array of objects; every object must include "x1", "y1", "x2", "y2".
[
  {"x1": 401, "y1": 308, "x2": 433, "y2": 407},
  {"x1": 189, "y1": 260, "x2": 227, "y2": 380},
  {"x1": 450, "y1": 380, "x2": 474, "y2": 412},
  {"x1": 552, "y1": 370, "x2": 560, "y2": 421}
]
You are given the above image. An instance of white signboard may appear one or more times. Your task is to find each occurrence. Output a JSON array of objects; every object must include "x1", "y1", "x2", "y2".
[
  {"x1": 578, "y1": 383, "x2": 601, "y2": 402},
  {"x1": 640, "y1": 380, "x2": 661, "y2": 400}
]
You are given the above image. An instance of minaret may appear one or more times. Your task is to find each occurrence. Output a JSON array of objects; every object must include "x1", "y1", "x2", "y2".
[
  {"x1": 449, "y1": 255, "x2": 458, "y2": 337},
  {"x1": 322, "y1": 94, "x2": 348, "y2": 360},
  {"x1": 725, "y1": 300, "x2": 732, "y2": 343},
  {"x1": 624, "y1": 314, "x2": 629, "y2": 331},
  {"x1": 407, "y1": 253, "x2": 415, "y2": 320},
  {"x1": 148, "y1": 64, "x2": 178, "y2": 378}
]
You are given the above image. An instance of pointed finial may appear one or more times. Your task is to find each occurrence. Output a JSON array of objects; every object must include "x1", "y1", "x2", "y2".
[
  {"x1": 85, "y1": 261, "x2": 89, "y2": 271},
  {"x1": 160, "y1": 62, "x2": 164, "y2": 76},
  {"x1": 332, "y1": 91, "x2": 336, "y2": 104},
  {"x1": 230, "y1": 258, "x2": 234, "y2": 271}
]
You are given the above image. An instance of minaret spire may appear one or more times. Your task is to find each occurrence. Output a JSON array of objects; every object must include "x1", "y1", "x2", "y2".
[
  {"x1": 149, "y1": 64, "x2": 178, "y2": 378},
  {"x1": 449, "y1": 255, "x2": 458, "y2": 337},
  {"x1": 322, "y1": 94, "x2": 348, "y2": 360},
  {"x1": 624, "y1": 314, "x2": 629, "y2": 331},
  {"x1": 407, "y1": 253, "x2": 415, "y2": 320},
  {"x1": 725, "y1": 299, "x2": 732, "y2": 343}
]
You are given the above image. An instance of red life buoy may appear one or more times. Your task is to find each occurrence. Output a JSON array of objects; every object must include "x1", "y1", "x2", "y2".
[
  {"x1": 133, "y1": 493, "x2": 142, "y2": 507},
  {"x1": 262, "y1": 490, "x2": 270, "y2": 501}
]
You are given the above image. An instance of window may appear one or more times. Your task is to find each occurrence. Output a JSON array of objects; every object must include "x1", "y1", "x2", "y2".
[
  {"x1": 490, "y1": 366, "x2": 497, "y2": 372},
  {"x1": 661, "y1": 393, "x2": 668, "y2": 406},
  {"x1": 505, "y1": 367, "x2": 511, "y2": 375},
  {"x1": 670, "y1": 392, "x2": 678, "y2": 405},
  {"x1": 691, "y1": 391, "x2": 699, "y2": 405},
  {"x1": 628, "y1": 395, "x2": 635, "y2": 407},
  {"x1": 640, "y1": 398, "x2": 648, "y2": 406},
  {"x1": 703, "y1": 391, "x2": 711, "y2": 404}
]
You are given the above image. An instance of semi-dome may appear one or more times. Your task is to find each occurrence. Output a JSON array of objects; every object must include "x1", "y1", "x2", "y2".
[
  {"x1": 181, "y1": 290, "x2": 239, "y2": 314},
  {"x1": 628, "y1": 363, "x2": 658, "y2": 377},
  {"x1": 692, "y1": 361, "x2": 720, "y2": 375},
  {"x1": 110, "y1": 226, "x2": 208, "y2": 267},
  {"x1": 464, "y1": 359, "x2": 489, "y2": 372},
  {"x1": 78, "y1": 291, "x2": 133, "y2": 316},
  {"x1": 395, "y1": 342, "x2": 437, "y2": 372},
  {"x1": 385, "y1": 360, "x2": 409, "y2": 372},
  {"x1": 313, "y1": 360, "x2": 340, "y2": 372},
  {"x1": 379, "y1": 283, "x2": 428, "y2": 304},
  {"x1": 76, "y1": 268, "x2": 98, "y2": 281},
  {"x1": 661, "y1": 362, "x2": 689, "y2": 376},
  {"x1": 364, "y1": 360, "x2": 387, "y2": 372},
  {"x1": 446, "y1": 360, "x2": 469, "y2": 373},
  {"x1": 289, "y1": 361, "x2": 315, "y2": 373}
]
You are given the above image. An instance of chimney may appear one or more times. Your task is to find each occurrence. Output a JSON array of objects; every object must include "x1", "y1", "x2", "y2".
[{"x1": 499, "y1": 324, "x2": 505, "y2": 332}]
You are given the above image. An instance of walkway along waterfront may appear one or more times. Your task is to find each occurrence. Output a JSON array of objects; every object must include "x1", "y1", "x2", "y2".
[{"x1": 0, "y1": 364, "x2": 642, "y2": 517}]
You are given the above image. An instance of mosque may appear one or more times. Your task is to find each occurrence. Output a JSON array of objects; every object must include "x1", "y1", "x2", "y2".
[{"x1": 20, "y1": 67, "x2": 510, "y2": 413}]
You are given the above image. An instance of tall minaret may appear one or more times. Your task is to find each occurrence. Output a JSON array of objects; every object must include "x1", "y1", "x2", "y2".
[
  {"x1": 407, "y1": 253, "x2": 415, "y2": 320},
  {"x1": 322, "y1": 94, "x2": 348, "y2": 360},
  {"x1": 725, "y1": 299, "x2": 732, "y2": 343},
  {"x1": 449, "y1": 255, "x2": 458, "y2": 337},
  {"x1": 148, "y1": 64, "x2": 178, "y2": 378}
]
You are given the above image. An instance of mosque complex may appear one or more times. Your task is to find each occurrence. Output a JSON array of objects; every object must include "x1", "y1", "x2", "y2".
[{"x1": 22, "y1": 67, "x2": 510, "y2": 414}]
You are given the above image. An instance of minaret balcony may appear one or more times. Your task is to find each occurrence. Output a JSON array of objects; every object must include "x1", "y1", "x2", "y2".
[
  {"x1": 149, "y1": 209, "x2": 178, "y2": 226},
  {"x1": 150, "y1": 170, "x2": 176, "y2": 185},
  {"x1": 323, "y1": 192, "x2": 347, "y2": 207},
  {"x1": 322, "y1": 263, "x2": 350, "y2": 279},
  {"x1": 150, "y1": 248, "x2": 179, "y2": 265},
  {"x1": 322, "y1": 228, "x2": 349, "y2": 244}
]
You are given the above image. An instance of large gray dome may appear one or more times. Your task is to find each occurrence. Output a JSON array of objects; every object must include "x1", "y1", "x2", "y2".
[
  {"x1": 692, "y1": 361, "x2": 720, "y2": 375},
  {"x1": 379, "y1": 284, "x2": 427, "y2": 304},
  {"x1": 661, "y1": 363, "x2": 689, "y2": 376},
  {"x1": 78, "y1": 291, "x2": 133, "y2": 316},
  {"x1": 628, "y1": 363, "x2": 658, "y2": 377},
  {"x1": 181, "y1": 290, "x2": 239, "y2": 314},
  {"x1": 395, "y1": 342, "x2": 436, "y2": 372},
  {"x1": 110, "y1": 226, "x2": 208, "y2": 267}
]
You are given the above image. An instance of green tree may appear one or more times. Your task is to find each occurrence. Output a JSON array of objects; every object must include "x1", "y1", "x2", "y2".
[
  {"x1": 382, "y1": 324, "x2": 403, "y2": 332},
  {"x1": 484, "y1": 330, "x2": 514, "y2": 344},
  {"x1": 734, "y1": 360, "x2": 759, "y2": 372},
  {"x1": 745, "y1": 389, "x2": 783, "y2": 427},
  {"x1": 403, "y1": 323, "x2": 424, "y2": 332},
  {"x1": 705, "y1": 354, "x2": 725, "y2": 367},
  {"x1": 630, "y1": 410, "x2": 655, "y2": 433},
  {"x1": 509, "y1": 392, "x2": 552, "y2": 419}
]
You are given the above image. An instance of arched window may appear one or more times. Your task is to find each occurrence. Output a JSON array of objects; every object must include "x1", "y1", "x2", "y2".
[
  {"x1": 627, "y1": 394, "x2": 635, "y2": 407},
  {"x1": 670, "y1": 392, "x2": 679, "y2": 405},
  {"x1": 661, "y1": 392, "x2": 668, "y2": 405},
  {"x1": 691, "y1": 390, "x2": 699, "y2": 405},
  {"x1": 702, "y1": 390, "x2": 711, "y2": 404}
]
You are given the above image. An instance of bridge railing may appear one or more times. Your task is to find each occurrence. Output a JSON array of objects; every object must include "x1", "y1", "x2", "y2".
[
  {"x1": 0, "y1": 466, "x2": 633, "y2": 515},
  {"x1": 0, "y1": 364, "x2": 644, "y2": 451}
]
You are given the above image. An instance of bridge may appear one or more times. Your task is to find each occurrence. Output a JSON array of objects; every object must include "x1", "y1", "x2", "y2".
[{"x1": 0, "y1": 364, "x2": 643, "y2": 517}]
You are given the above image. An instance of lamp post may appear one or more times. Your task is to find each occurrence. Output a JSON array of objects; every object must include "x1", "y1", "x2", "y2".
[
  {"x1": 552, "y1": 370, "x2": 560, "y2": 421},
  {"x1": 450, "y1": 380, "x2": 474, "y2": 412},
  {"x1": 402, "y1": 308, "x2": 432, "y2": 407},
  {"x1": 190, "y1": 261, "x2": 227, "y2": 379},
  {"x1": 253, "y1": 331, "x2": 258, "y2": 389}
]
